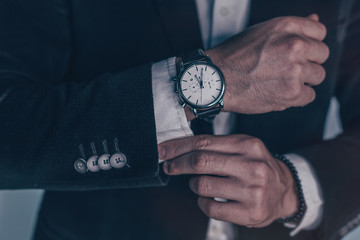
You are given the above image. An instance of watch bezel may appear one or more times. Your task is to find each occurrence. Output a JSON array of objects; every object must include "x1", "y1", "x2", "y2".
[{"x1": 177, "y1": 62, "x2": 225, "y2": 110}]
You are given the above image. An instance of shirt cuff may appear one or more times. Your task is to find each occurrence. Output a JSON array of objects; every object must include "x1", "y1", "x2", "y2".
[
  {"x1": 283, "y1": 153, "x2": 324, "y2": 237},
  {"x1": 151, "y1": 57, "x2": 193, "y2": 159}
]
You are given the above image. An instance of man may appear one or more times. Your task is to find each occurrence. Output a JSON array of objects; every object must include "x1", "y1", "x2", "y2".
[{"x1": 0, "y1": 1, "x2": 358, "y2": 240}]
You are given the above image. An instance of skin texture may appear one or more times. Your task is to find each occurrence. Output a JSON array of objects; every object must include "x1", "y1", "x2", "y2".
[
  {"x1": 184, "y1": 14, "x2": 329, "y2": 120},
  {"x1": 158, "y1": 134, "x2": 299, "y2": 228}
]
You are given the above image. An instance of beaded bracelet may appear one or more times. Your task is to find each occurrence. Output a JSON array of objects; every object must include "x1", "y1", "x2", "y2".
[{"x1": 273, "y1": 154, "x2": 306, "y2": 223}]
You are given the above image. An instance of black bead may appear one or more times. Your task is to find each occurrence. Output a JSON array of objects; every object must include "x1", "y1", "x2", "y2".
[{"x1": 273, "y1": 153, "x2": 306, "y2": 224}]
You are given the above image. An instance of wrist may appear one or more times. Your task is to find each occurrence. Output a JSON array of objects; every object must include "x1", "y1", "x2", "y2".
[
  {"x1": 184, "y1": 106, "x2": 195, "y2": 121},
  {"x1": 275, "y1": 154, "x2": 306, "y2": 223},
  {"x1": 279, "y1": 159, "x2": 300, "y2": 218},
  {"x1": 204, "y1": 49, "x2": 233, "y2": 113}
]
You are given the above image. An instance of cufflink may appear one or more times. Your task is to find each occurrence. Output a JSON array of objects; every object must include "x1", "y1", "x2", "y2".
[
  {"x1": 110, "y1": 152, "x2": 128, "y2": 169},
  {"x1": 87, "y1": 155, "x2": 100, "y2": 172},
  {"x1": 98, "y1": 153, "x2": 112, "y2": 170},
  {"x1": 74, "y1": 158, "x2": 88, "y2": 174}
]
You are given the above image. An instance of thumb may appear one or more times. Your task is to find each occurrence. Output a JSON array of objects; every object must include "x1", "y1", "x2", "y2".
[{"x1": 307, "y1": 13, "x2": 319, "y2": 21}]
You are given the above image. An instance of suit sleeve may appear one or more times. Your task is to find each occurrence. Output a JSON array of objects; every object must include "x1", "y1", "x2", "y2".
[
  {"x1": 293, "y1": 2, "x2": 360, "y2": 239},
  {"x1": 0, "y1": 0, "x2": 168, "y2": 190}
]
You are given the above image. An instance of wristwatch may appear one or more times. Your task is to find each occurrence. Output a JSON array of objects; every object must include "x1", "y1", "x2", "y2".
[{"x1": 175, "y1": 49, "x2": 225, "y2": 120}]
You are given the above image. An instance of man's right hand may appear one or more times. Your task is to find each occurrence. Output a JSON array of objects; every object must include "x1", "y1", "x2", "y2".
[{"x1": 206, "y1": 14, "x2": 329, "y2": 114}]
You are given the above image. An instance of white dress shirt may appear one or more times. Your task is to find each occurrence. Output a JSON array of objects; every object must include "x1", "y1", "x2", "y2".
[{"x1": 152, "y1": 0, "x2": 325, "y2": 239}]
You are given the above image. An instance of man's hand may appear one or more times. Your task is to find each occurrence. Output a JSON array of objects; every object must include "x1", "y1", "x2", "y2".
[
  {"x1": 158, "y1": 135, "x2": 299, "y2": 228},
  {"x1": 206, "y1": 14, "x2": 329, "y2": 114}
]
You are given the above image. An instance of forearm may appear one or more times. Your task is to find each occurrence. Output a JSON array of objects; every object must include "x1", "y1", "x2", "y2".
[
  {"x1": 0, "y1": 64, "x2": 167, "y2": 190},
  {"x1": 0, "y1": 0, "x2": 172, "y2": 190}
]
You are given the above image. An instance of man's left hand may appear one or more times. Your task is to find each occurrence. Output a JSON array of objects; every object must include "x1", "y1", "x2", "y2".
[{"x1": 158, "y1": 135, "x2": 299, "y2": 228}]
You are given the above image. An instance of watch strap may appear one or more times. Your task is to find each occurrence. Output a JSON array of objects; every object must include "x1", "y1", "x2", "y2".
[
  {"x1": 182, "y1": 49, "x2": 209, "y2": 67},
  {"x1": 196, "y1": 105, "x2": 222, "y2": 122}
]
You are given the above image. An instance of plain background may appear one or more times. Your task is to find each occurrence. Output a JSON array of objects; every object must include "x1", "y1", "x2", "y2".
[{"x1": 0, "y1": 97, "x2": 359, "y2": 240}]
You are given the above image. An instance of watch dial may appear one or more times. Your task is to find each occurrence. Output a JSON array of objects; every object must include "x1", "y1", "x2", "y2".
[{"x1": 180, "y1": 64, "x2": 223, "y2": 107}]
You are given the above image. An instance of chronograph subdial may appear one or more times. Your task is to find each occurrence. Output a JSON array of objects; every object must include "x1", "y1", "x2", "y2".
[{"x1": 185, "y1": 77, "x2": 201, "y2": 95}]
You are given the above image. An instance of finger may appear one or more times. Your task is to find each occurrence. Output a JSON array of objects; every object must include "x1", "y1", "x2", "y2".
[
  {"x1": 164, "y1": 151, "x2": 238, "y2": 176},
  {"x1": 302, "y1": 62, "x2": 326, "y2": 86},
  {"x1": 295, "y1": 85, "x2": 316, "y2": 107},
  {"x1": 291, "y1": 16, "x2": 327, "y2": 41},
  {"x1": 303, "y1": 37, "x2": 330, "y2": 63},
  {"x1": 197, "y1": 197, "x2": 272, "y2": 227},
  {"x1": 158, "y1": 134, "x2": 251, "y2": 160},
  {"x1": 307, "y1": 13, "x2": 319, "y2": 21},
  {"x1": 189, "y1": 176, "x2": 248, "y2": 201}
]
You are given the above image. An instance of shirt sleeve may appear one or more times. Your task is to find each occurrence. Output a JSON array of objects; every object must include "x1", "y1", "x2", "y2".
[
  {"x1": 151, "y1": 57, "x2": 193, "y2": 158},
  {"x1": 283, "y1": 153, "x2": 324, "y2": 237}
]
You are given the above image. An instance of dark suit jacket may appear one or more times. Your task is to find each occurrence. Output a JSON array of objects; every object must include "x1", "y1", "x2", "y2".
[{"x1": 0, "y1": 0, "x2": 359, "y2": 239}]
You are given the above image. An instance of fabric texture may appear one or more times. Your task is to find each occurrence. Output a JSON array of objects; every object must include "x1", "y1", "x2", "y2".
[{"x1": 0, "y1": 0, "x2": 358, "y2": 239}]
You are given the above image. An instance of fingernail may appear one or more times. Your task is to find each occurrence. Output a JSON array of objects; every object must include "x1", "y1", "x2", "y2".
[{"x1": 158, "y1": 146, "x2": 166, "y2": 159}]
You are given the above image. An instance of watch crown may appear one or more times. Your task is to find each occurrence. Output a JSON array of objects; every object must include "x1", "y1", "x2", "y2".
[{"x1": 219, "y1": 99, "x2": 224, "y2": 107}]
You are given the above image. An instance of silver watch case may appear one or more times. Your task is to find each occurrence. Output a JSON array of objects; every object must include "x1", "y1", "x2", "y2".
[{"x1": 175, "y1": 62, "x2": 226, "y2": 116}]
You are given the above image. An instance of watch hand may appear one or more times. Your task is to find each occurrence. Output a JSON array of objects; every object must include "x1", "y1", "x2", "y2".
[
  {"x1": 195, "y1": 75, "x2": 201, "y2": 86},
  {"x1": 200, "y1": 68, "x2": 203, "y2": 103}
]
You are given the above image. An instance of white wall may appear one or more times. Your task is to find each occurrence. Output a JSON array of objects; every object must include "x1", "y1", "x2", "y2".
[{"x1": 0, "y1": 190, "x2": 44, "y2": 240}]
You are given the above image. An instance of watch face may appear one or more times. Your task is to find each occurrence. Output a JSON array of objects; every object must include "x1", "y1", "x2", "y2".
[{"x1": 179, "y1": 63, "x2": 224, "y2": 108}]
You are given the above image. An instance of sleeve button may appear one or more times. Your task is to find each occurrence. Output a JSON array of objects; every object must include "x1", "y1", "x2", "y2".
[
  {"x1": 74, "y1": 158, "x2": 88, "y2": 174},
  {"x1": 87, "y1": 156, "x2": 100, "y2": 172},
  {"x1": 110, "y1": 153, "x2": 127, "y2": 169},
  {"x1": 98, "y1": 154, "x2": 112, "y2": 170}
]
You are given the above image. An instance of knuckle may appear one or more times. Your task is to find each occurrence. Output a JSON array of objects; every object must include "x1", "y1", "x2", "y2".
[
  {"x1": 325, "y1": 44, "x2": 330, "y2": 59},
  {"x1": 310, "y1": 88, "x2": 316, "y2": 102},
  {"x1": 206, "y1": 203, "x2": 221, "y2": 219},
  {"x1": 252, "y1": 187, "x2": 266, "y2": 202},
  {"x1": 194, "y1": 135, "x2": 212, "y2": 150},
  {"x1": 298, "y1": 88, "x2": 316, "y2": 107},
  {"x1": 317, "y1": 65, "x2": 326, "y2": 82},
  {"x1": 249, "y1": 207, "x2": 268, "y2": 224},
  {"x1": 196, "y1": 176, "x2": 212, "y2": 195},
  {"x1": 321, "y1": 43, "x2": 330, "y2": 62},
  {"x1": 246, "y1": 138, "x2": 265, "y2": 155},
  {"x1": 306, "y1": 88, "x2": 316, "y2": 104},
  {"x1": 276, "y1": 17, "x2": 297, "y2": 32},
  {"x1": 319, "y1": 23, "x2": 327, "y2": 39},
  {"x1": 251, "y1": 161, "x2": 271, "y2": 182},
  {"x1": 192, "y1": 152, "x2": 210, "y2": 172},
  {"x1": 251, "y1": 138, "x2": 264, "y2": 156},
  {"x1": 286, "y1": 36, "x2": 305, "y2": 54}
]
